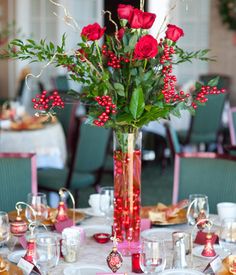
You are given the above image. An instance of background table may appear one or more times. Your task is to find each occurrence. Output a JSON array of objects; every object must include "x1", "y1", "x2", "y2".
[{"x1": 0, "y1": 123, "x2": 67, "y2": 168}]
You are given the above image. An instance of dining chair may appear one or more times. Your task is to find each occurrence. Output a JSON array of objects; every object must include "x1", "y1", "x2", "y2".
[
  {"x1": 38, "y1": 118, "x2": 111, "y2": 206},
  {"x1": 165, "y1": 123, "x2": 181, "y2": 159},
  {"x1": 178, "y1": 75, "x2": 230, "y2": 152},
  {"x1": 172, "y1": 152, "x2": 236, "y2": 213},
  {"x1": 0, "y1": 153, "x2": 37, "y2": 212},
  {"x1": 53, "y1": 75, "x2": 69, "y2": 93},
  {"x1": 228, "y1": 107, "x2": 236, "y2": 145}
]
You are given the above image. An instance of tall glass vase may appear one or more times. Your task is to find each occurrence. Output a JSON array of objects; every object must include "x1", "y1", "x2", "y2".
[{"x1": 113, "y1": 129, "x2": 142, "y2": 256}]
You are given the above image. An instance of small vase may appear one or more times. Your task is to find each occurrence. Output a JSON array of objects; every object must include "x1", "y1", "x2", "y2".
[{"x1": 113, "y1": 129, "x2": 142, "y2": 256}]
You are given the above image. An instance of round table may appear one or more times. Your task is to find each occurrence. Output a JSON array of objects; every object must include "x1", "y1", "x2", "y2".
[{"x1": 0, "y1": 123, "x2": 67, "y2": 168}]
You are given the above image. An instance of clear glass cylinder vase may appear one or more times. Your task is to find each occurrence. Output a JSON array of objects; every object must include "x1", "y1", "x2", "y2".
[{"x1": 113, "y1": 129, "x2": 142, "y2": 256}]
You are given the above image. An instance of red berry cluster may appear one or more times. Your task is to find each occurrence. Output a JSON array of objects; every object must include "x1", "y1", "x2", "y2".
[
  {"x1": 102, "y1": 45, "x2": 124, "y2": 69},
  {"x1": 93, "y1": 95, "x2": 117, "y2": 126},
  {"x1": 160, "y1": 44, "x2": 191, "y2": 105},
  {"x1": 192, "y1": 85, "x2": 226, "y2": 109},
  {"x1": 32, "y1": 90, "x2": 65, "y2": 111}
]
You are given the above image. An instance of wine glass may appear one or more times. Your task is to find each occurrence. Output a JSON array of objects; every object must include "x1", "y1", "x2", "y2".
[
  {"x1": 25, "y1": 193, "x2": 48, "y2": 224},
  {"x1": 140, "y1": 238, "x2": 166, "y2": 274},
  {"x1": 36, "y1": 233, "x2": 60, "y2": 275},
  {"x1": 187, "y1": 194, "x2": 209, "y2": 225},
  {"x1": 99, "y1": 186, "x2": 114, "y2": 224},
  {"x1": 218, "y1": 218, "x2": 236, "y2": 255},
  {"x1": 0, "y1": 212, "x2": 10, "y2": 258}
]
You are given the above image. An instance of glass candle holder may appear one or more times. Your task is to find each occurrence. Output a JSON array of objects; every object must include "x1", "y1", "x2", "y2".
[{"x1": 132, "y1": 253, "x2": 143, "y2": 273}]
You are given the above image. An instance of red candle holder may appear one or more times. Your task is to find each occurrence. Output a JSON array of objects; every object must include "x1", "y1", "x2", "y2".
[
  {"x1": 93, "y1": 233, "x2": 111, "y2": 244},
  {"x1": 132, "y1": 253, "x2": 143, "y2": 273}
]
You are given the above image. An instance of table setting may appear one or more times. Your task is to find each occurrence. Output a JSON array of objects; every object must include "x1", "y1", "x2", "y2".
[{"x1": 0, "y1": 189, "x2": 236, "y2": 275}]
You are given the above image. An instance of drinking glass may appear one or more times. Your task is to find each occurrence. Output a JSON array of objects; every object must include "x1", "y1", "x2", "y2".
[
  {"x1": 25, "y1": 193, "x2": 48, "y2": 224},
  {"x1": 219, "y1": 218, "x2": 236, "y2": 255},
  {"x1": 0, "y1": 212, "x2": 10, "y2": 258},
  {"x1": 36, "y1": 233, "x2": 60, "y2": 275},
  {"x1": 99, "y1": 186, "x2": 114, "y2": 224},
  {"x1": 140, "y1": 238, "x2": 166, "y2": 274},
  {"x1": 187, "y1": 194, "x2": 209, "y2": 225}
]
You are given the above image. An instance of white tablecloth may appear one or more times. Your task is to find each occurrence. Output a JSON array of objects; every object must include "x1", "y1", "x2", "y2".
[
  {"x1": 0, "y1": 123, "x2": 67, "y2": 168},
  {"x1": 50, "y1": 212, "x2": 222, "y2": 275}
]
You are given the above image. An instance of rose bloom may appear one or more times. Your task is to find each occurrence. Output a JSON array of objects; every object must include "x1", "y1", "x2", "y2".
[
  {"x1": 81, "y1": 23, "x2": 106, "y2": 41},
  {"x1": 134, "y1": 34, "x2": 158, "y2": 60},
  {"x1": 117, "y1": 4, "x2": 134, "y2": 21},
  {"x1": 129, "y1": 9, "x2": 156, "y2": 29},
  {"x1": 165, "y1": 24, "x2": 184, "y2": 42}
]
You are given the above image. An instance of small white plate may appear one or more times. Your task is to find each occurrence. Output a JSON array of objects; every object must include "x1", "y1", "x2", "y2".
[
  {"x1": 80, "y1": 225, "x2": 111, "y2": 237},
  {"x1": 63, "y1": 264, "x2": 109, "y2": 275},
  {"x1": 141, "y1": 228, "x2": 175, "y2": 241},
  {"x1": 192, "y1": 245, "x2": 230, "y2": 259},
  {"x1": 83, "y1": 208, "x2": 104, "y2": 217},
  {"x1": 159, "y1": 268, "x2": 204, "y2": 275},
  {"x1": 7, "y1": 250, "x2": 26, "y2": 264}
]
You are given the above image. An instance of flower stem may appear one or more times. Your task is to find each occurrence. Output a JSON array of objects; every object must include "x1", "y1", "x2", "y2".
[
  {"x1": 143, "y1": 59, "x2": 147, "y2": 71},
  {"x1": 95, "y1": 40, "x2": 103, "y2": 71}
]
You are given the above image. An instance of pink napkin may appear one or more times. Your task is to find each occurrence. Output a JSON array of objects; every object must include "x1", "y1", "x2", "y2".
[
  {"x1": 18, "y1": 236, "x2": 27, "y2": 249},
  {"x1": 194, "y1": 231, "x2": 219, "y2": 245},
  {"x1": 54, "y1": 218, "x2": 73, "y2": 233},
  {"x1": 141, "y1": 218, "x2": 151, "y2": 231}
]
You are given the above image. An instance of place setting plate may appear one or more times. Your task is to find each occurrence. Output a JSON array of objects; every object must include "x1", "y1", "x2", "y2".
[
  {"x1": 8, "y1": 208, "x2": 85, "y2": 226},
  {"x1": 82, "y1": 207, "x2": 104, "y2": 217},
  {"x1": 192, "y1": 245, "x2": 230, "y2": 260},
  {"x1": 7, "y1": 250, "x2": 26, "y2": 264},
  {"x1": 63, "y1": 264, "x2": 109, "y2": 275},
  {"x1": 159, "y1": 269, "x2": 204, "y2": 275}
]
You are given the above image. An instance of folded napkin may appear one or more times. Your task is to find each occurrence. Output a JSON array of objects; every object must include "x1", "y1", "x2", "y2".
[
  {"x1": 194, "y1": 231, "x2": 219, "y2": 245},
  {"x1": 54, "y1": 219, "x2": 74, "y2": 233}
]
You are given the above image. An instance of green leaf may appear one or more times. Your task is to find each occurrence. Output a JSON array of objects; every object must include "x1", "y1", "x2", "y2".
[
  {"x1": 114, "y1": 83, "x2": 125, "y2": 97},
  {"x1": 207, "y1": 76, "x2": 219, "y2": 87},
  {"x1": 129, "y1": 86, "x2": 145, "y2": 119},
  {"x1": 129, "y1": 33, "x2": 138, "y2": 49},
  {"x1": 195, "y1": 82, "x2": 202, "y2": 90}
]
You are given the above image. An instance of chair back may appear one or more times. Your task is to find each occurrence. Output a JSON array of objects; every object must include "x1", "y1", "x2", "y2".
[
  {"x1": 186, "y1": 75, "x2": 229, "y2": 145},
  {"x1": 0, "y1": 153, "x2": 37, "y2": 212},
  {"x1": 228, "y1": 107, "x2": 236, "y2": 145},
  {"x1": 172, "y1": 152, "x2": 236, "y2": 213},
  {"x1": 73, "y1": 120, "x2": 111, "y2": 173},
  {"x1": 165, "y1": 123, "x2": 181, "y2": 158},
  {"x1": 54, "y1": 75, "x2": 69, "y2": 92}
]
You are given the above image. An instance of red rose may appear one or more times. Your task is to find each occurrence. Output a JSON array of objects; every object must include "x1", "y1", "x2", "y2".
[
  {"x1": 165, "y1": 24, "x2": 184, "y2": 42},
  {"x1": 129, "y1": 9, "x2": 156, "y2": 29},
  {"x1": 134, "y1": 35, "x2": 158, "y2": 60},
  {"x1": 117, "y1": 28, "x2": 125, "y2": 40},
  {"x1": 142, "y1": 12, "x2": 156, "y2": 29},
  {"x1": 129, "y1": 9, "x2": 143, "y2": 29},
  {"x1": 117, "y1": 4, "x2": 134, "y2": 21},
  {"x1": 81, "y1": 23, "x2": 106, "y2": 41}
]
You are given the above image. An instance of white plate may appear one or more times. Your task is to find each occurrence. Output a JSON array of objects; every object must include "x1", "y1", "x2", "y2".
[
  {"x1": 80, "y1": 225, "x2": 112, "y2": 237},
  {"x1": 7, "y1": 250, "x2": 26, "y2": 264},
  {"x1": 141, "y1": 228, "x2": 175, "y2": 241},
  {"x1": 192, "y1": 245, "x2": 230, "y2": 259},
  {"x1": 63, "y1": 264, "x2": 109, "y2": 275},
  {"x1": 159, "y1": 268, "x2": 204, "y2": 275},
  {"x1": 83, "y1": 208, "x2": 104, "y2": 217}
]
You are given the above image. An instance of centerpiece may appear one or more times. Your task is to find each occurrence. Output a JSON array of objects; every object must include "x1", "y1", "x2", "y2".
[{"x1": 6, "y1": 0, "x2": 225, "y2": 255}]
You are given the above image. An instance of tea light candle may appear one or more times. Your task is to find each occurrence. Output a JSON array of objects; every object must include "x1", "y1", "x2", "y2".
[
  {"x1": 93, "y1": 233, "x2": 111, "y2": 244},
  {"x1": 131, "y1": 253, "x2": 143, "y2": 273}
]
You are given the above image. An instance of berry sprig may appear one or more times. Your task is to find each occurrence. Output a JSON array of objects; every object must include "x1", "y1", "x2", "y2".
[
  {"x1": 32, "y1": 90, "x2": 65, "y2": 111},
  {"x1": 102, "y1": 45, "x2": 122, "y2": 69},
  {"x1": 93, "y1": 95, "x2": 117, "y2": 126},
  {"x1": 192, "y1": 85, "x2": 226, "y2": 109}
]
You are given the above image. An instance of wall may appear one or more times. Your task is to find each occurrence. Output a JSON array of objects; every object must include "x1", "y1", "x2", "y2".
[
  {"x1": 0, "y1": 0, "x2": 9, "y2": 99},
  {"x1": 209, "y1": 0, "x2": 236, "y2": 105}
]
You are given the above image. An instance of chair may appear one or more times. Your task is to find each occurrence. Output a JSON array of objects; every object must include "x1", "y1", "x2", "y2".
[
  {"x1": 228, "y1": 107, "x2": 236, "y2": 145},
  {"x1": 38, "y1": 118, "x2": 111, "y2": 206},
  {"x1": 172, "y1": 152, "x2": 236, "y2": 213},
  {"x1": 165, "y1": 123, "x2": 181, "y2": 159},
  {"x1": 178, "y1": 75, "x2": 230, "y2": 151},
  {"x1": 0, "y1": 153, "x2": 37, "y2": 212},
  {"x1": 53, "y1": 75, "x2": 69, "y2": 93}
]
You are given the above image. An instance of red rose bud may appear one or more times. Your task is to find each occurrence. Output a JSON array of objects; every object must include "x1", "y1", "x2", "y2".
[
  {"x1": 134, "y1": 34, "x2": 158, "y2": 60},
  {"x1": 142, "y1": 11, "x2": 156, "y2": 29},
  {"x1": 117, "y1": 28, "x2": 125, "y2": 40},
  {"x1": 117, "y1": 4, "x2": 134, "y2": 21},
  {"x1": 81, "y1": 23, "x2": 106, "y2": 41},
  {"x1": 129, "y1": 8, "x2": 143, "y2": 29},
  {"x1": 165, "y1": 24, "x2": 184, "y2": 42}
]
